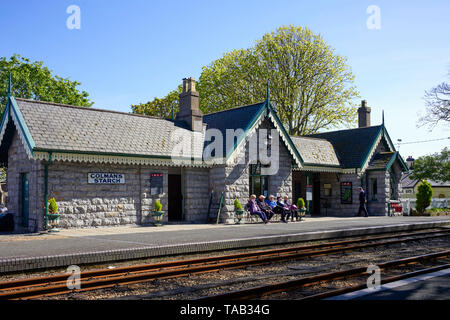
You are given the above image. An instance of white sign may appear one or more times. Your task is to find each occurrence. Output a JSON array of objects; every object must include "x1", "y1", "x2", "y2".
[{"x1": 88, "y1": 173, "x2": 125, "y2": 184}]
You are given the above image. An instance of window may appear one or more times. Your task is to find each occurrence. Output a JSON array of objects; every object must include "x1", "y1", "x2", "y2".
[
  {"x1": 371, "y1": 178, "x2": 378, "y2": 200},
  {"x1": 249, "y1": 163, "x2": 269, "y2": 197},
  {"x1": 324, "y1": 183, "x2": 332, "y2": 196}
]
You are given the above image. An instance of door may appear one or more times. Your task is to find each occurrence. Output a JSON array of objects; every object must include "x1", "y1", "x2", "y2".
[
  {"x1": 21, "y1": 173, "x2": 29, "y2": 228},
  {"x1": 312, "y1": 173, "x2": 321, "y2": 215},
  {"x1": 168, "y1": 174, "x2": 182, "y2": 221}
]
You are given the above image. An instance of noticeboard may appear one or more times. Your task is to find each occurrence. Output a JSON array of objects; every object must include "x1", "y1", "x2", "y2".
[
  {"x1": 150, "y1": 173, "x2": 163, "y2": 195},
  {"x1": 306, "y1": 185, "x2": 313, "y2": 201},
  {"x1": 340, "y1": 181, "x2": 352, "y2": 204}
]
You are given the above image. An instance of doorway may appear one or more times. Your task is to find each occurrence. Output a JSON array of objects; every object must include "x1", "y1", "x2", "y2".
[
  {"x1": 312, "y1": 173, "x2": 321, "y2": 215},
  {"x1": 168, "y1": 174, "x2": 182, "y2": 221},
  {"x1": 21, "y1": 173, "x2": 29, "y2": 228}
]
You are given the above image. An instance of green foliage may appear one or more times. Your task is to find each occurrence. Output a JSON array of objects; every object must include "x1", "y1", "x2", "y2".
[
  {"x1": 234, "y1": 198, "x2": 243, "y2": 211},
  {"x1": 48, "y1": 198, "x2": 58, "y2": 214},
  {"x1": 297, "y1": 197, "x2": 305, "y2": 209},
  {"x1": 410, "y1": 148, "x2": 450, "y2": 183},
  {"x1": 154, "y1": 200, "x2": 162, "y2": 212},
  {"x1": 131, "y1": 86, "x2": 181, "y2": 118},
  {"x1": 0, "y1": 167, "x2": 5, "y2": 181},
  {"x1": 0, "y1": 54, "x2": 93, "y2": 112},
  {"x1": 132, "y1": 25, "x2": 359, "y2": 135},
  {"x1": 415, "y1": 181, "x2": 433, "y2": 214}
]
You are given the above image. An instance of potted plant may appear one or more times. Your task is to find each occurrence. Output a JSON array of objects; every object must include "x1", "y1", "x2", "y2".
[
  {"x1": 153, "y1": 200, "x2": 164, "y2": 226},
  {"x1": 296, "y1": 197, "x2": 306, "y2": 221},
  {"x1": 47, "y1": 197, "x2": 60, "y2": 232},
  {"x1": 234, "y1": 198, "x2": 244, "y2": 224}
]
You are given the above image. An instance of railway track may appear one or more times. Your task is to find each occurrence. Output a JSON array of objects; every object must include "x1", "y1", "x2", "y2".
[
  {"x1": 0, "y1": 228, "x2": 449, "y2": 300},
  {"x1": 197, "y1": 251, "x2": 450, "y2": 300}
]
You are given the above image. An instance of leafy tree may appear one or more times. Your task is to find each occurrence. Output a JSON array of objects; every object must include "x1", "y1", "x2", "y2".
[
  {"x1": 131, "y1": 86, "x2": 181, "y2": 119},
  {"x1": 132, "y1": 25, "x2": 359, "y2": 135},
  {"x1": 0, "y1": 54, "x2": 93, "y2": 113},
  {"x1": 418, "y1": 69, "x2": 450, "y2": 129},
  {"x1": 410, "y1": 148, "x2": 450, "y2": 183},
  {"x1": 415, "y1": 181, "x2": 433, "y2": 214}
]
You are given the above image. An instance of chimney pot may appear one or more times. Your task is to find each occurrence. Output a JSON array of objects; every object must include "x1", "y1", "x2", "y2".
[
  {"x1": 176, "y1": 77, "x2": 203, "y2": 132},
  {"x1": 358, "y1": 100, "x2": 371, "y2": 128}
]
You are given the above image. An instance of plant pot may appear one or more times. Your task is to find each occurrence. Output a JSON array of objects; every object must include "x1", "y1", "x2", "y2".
[
  {"x1": 235, "y1": 210, "x2": 244, "y2": 224},
  {"x1": 153, "y1": 211, "x2": 164, "y2": 226},
  {"x1": 47, "y1": 213, "x2": 60, "y2": 232}
]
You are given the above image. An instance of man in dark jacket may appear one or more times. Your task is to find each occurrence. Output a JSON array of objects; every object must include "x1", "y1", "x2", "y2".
[
  {"x1": 256, "y1": 195, "x2": 274, "y2": 221},
  {"x1": 357, "y1": 187, "x2": 369, "y2": 217}
]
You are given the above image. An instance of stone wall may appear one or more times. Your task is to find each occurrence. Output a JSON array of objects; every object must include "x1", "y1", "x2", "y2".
[
  {"x1": 218, "y1": 119, "x2": 294, "y2": 223},
  {"x1": 48, "y1": 162, "x2": 170, "y2": 228},
  {"x1": 7, "y1": 132, "x2": 43, "y2": 232}
]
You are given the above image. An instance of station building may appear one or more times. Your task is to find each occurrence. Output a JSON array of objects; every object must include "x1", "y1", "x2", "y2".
[{"x1": 0, "y1": 78, "x2": 408, "y2": 232}]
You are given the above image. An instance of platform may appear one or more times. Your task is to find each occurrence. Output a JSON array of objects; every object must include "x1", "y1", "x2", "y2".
[
  {"x1": 328, "y1": 268, "x2": 450, "y2": 300},
  {"x1": 0, "y1": 216, "x2": 449, "y2": 273}
]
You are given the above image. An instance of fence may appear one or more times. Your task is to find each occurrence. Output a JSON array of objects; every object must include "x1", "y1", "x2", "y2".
[{"x1": 401, "y1": 198, "x2": 449, "y2": 215}]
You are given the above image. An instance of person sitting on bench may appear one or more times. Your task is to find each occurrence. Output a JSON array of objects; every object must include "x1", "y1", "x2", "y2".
[
  {"x1": 265, "y1": 195, "x2": 277, "y2": 210},
  {"x1": 256, "y1": 195, "x2": 274, "y2": 221},
  {"x1": 284, "y1": 195, "x2": 299, "y2": 221},
  {"x1": 276, "y1": 196, "x2": 290, "y2": 223},
  {"x1": 248, "y1": 194, "x2": 268, "y2": 223}
]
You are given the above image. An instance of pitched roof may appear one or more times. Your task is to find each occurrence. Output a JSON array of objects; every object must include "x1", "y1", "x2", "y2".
[
  {"x1": 306, "y1": 125, "x2": 383, "y2": 168},
  {"x1": 290, "y1": 136, "x2": 340, "y2": 166},
  {"x1": 10, "y1": 98, "x2": 205, "y2": 159},
  {"x1": 401, "y1": 172, "x2": 450, "y2": 188},
  {"x1": 202, "y1": 102, "x2": 265, "y2": 157}
]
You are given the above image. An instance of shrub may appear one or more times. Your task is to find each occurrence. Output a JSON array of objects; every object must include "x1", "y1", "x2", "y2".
[
  {"x1": 415, "y1": 181, "x2": 433, "y2": 214},
  {"x1": 154, "y1": 200, "x2": 162, "y2": 212},
  {"x1": 234, "y1": 198, "x2": 243, "y2": 211},
  {"x1": 48, "y1": 198, "x2": 58, "y2": 214},
  {"x1": 297, "y1": 197, "x2": 305, "y2": 209}
]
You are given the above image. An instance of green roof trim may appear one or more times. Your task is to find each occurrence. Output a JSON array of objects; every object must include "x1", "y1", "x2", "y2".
[
  {"x1": 9, "y1": 96, "x2": 36, "y2": 154},
  {"x1": 32, "y1": 147, "x2": 201, "y2": 162},
  {"x1": 224, "y1": 102, "x2": 267, "y2": 160},
  {"x1": 359, "y1": 125, "x2": 384, "y2": 170},
  {"x1": 386, "y1": 151, "x2": 409, "y2": 172},
  {"x1": 266, "y1": 103, "x2": 304, "y2": 166}
]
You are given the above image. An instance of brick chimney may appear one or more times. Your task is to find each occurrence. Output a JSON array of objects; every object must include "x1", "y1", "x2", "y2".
[
  {"x1": 358, "y1": 100, "x2": 371, "y2": 128},
  {"x1": 176, "y1": 77, "x2": 203, "y2": 132}
]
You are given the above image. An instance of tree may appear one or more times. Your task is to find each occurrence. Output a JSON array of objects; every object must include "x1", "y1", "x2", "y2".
[
  {"x1": 418, "y1": 69, "x2": 450, "y2": 129},
  {"x1": 133, "y1": 25, "x2": 359, "y2": 135},
  {"x1": 415, "y1": 181, "x2": 433, "y2": 214},
  {"x1": 0, "y1": 54, "x2": 93, "y2": 113},
  {"x1": 410, "y1": 148, "x2": 450, "y2": 183},
  {"x1": 131, "y1": 86, "x2": 181, "y2": 119}
]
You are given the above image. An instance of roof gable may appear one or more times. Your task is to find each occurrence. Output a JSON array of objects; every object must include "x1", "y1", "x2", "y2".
[{"x1": 306, "y1": 125, "x2": 384, "y2": 168}]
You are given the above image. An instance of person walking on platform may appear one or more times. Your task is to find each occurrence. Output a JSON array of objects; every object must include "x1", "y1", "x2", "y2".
[
  {"x1": 357, "y1": 187, "x2": 369, "y2": 217},
  {"x1": 248, "y1": 195, "x2": 268, "y2": 223}
]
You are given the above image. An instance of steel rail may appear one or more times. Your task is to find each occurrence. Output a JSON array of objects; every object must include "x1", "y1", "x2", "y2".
[
  {"x1": 197, "y1": 251, "x2": 450, "y2": 300},
  {"x1": 0, "y1": 228, "x2": 447, "y2": 291},
  {"x1": 0, "y1": 230, "x2": 449, "y2": 300},
  {"x1": 300, "y1": 263, "x2": 450, "y2": 300}
]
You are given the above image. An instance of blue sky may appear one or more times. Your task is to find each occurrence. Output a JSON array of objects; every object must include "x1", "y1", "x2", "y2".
[{"x1": 1, "y1": 0, "x2": 449, "y2": 158}]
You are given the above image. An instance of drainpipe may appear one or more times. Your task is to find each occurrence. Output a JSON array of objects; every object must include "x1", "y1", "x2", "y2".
[{"x1": 43, "y1": 152, "x2": 53, "y2": 230}]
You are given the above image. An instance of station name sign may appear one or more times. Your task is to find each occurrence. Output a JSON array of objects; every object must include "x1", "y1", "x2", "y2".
[{"x1": 88, "y1": 173, "x2": 125, "y2": 184}]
